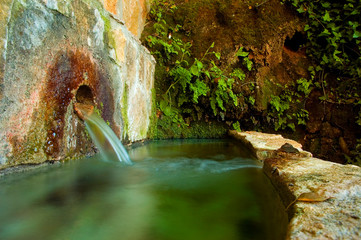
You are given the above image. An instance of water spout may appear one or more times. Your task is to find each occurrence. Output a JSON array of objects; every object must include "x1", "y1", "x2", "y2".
[{"x1": 74, "y1": 103, "x2": 132, "y2": 165}]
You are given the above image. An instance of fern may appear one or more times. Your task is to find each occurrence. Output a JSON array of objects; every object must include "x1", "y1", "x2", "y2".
[
  {"x1": 232, "y1": 121, "x2": 242, "y2": 131},
  {"x1": 144, "y1": 1, "x2": 255, "y2": 124},
  {"x1": 169, "y1": 66, "x2": 192, "y2": 93},
  {"x1": 189, "y1": 79, "x2": 209, "y2": 103}
]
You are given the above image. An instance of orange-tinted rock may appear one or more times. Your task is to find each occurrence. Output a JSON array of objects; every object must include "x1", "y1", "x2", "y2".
[
  {"x1": 74, "y1": 103, "x2": 94, "y2": 120},
  {"x1": 122, "y1": 0, "x2": 141, "y2": 37},
  {"x1": 104, "y1": 0, "x2": 118, "y2": 15},
  {"x1": 109, "y1": 28, "x2": 128, "y2": 65}
]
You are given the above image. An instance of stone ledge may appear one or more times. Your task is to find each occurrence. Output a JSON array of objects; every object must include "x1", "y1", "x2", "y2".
[
  {"x1": 230, "y1": 130, "x2": 361, "y2": 239},
  {"x1": 229, "y1": 130, "x2": 312, "y2": 160}
]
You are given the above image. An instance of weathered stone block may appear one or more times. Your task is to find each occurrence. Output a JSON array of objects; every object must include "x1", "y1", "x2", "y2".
[
  {"x1": 0, "y1": 0, "x2": 13, "y2": 90},
  {"x1": 231, "y1": 130, "x2": 361, "y2": 240},
  {"x1": 0, "y1": 0, "x2": 155, "y2": 169},
  {"x1": 229, "y1": 130, "x2": 312, "y2": 160}
]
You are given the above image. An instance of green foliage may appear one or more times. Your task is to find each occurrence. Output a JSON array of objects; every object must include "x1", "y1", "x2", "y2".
[
  {"x1": 353, "y1": 140, "x2": 361, "y2": 165},
  {"x1": 346, "y1": 139, "x2": 361, "y2": 166},
  {"x1": 232, "y1": 121, "x2": 242, "y2": 132},
  {"x1": 267, "y1": 78, "x2": 312, "y2": 131},
  {"x1": 269, "y1": 94, "x2": 293, "y2": 131},
  {"x1": 282, "y1": 0, "x2": 361, "y2": 107},
  {"x1": 143, "y1": 0, "x2": 254, "y2": 127},
  {"x1": 208, "y1": 62, "x2": 239, "y2": 117},
  {"x1": 236, "y1": 47, "x2": 253, "y2": 71},
  {"x1": 282, "y1": 0, "x2": 361, "y2": 164},
  {"x1": 296, "y1": 78, "x2": 313, "y2": 96},
  {"x1": 283, "y1": 0, "x2": 361, "y2": 79}
]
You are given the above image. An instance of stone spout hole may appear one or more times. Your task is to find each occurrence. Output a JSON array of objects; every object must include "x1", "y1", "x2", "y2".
[
  {"x1": 74, "y1": 85, "x2": 95, "y2": 120},
  {"x1": 76, "y1": 85, "x2": 94, "y2": 104}
]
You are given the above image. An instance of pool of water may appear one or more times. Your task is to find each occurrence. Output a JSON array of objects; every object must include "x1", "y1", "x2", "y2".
[{"x1": 0, "y1": 139, "x2": 287, "y2": 240}]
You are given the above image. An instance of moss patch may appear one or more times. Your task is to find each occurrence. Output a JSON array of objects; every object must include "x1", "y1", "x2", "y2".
[
  {"x1": 121, "y1": 83, "x2": 129, "y2": 140},
  {"x1": 151, "y1": 118, "x2": 229, "y2": 139}
]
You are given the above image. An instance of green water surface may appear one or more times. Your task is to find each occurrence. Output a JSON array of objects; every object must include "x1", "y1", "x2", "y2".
[{"x1": 0, "y1": 139, "x2": 287, "y2": 240}]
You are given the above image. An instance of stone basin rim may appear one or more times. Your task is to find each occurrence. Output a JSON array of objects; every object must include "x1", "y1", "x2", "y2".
[{"x1": 229, "y1": 130, "x2": 361, "y2": 240}]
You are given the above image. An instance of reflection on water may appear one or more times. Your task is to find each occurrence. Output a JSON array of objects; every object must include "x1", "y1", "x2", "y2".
[{"x1": 0, "y1": 139, "x2": 287, "y2": 240}]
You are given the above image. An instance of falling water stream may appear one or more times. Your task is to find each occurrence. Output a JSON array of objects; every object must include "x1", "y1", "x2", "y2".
[{"x1": 84, "y1": 112, "x2": 132, "y2": 165}]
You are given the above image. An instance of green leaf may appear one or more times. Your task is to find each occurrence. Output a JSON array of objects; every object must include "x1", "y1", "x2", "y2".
[
  {"x1": 169, "y1": 66, "x2": 192, "y2": 92},
  {"x1": 248, "y1": 96, "x2": 255, "y2": 105},
  {"x1": 231, "y1": 68, "x2": 245, "y2": 81},
  {"x1": 348, "y1": 21, "x2": 359, "y2": 28},
  {"x1": 189, "y1": 79, "x2": 209, "y2": 103},
  {"x1": 270, "y1": 95, "x2": 281, "y2": 112},
  {"x1": 322, "y1": 11, "x2": 331, "y2": 22},
  {"x1": 244, "y1": 58, "x2": 253, "y2": 71},
  {"x1": 164, "y1": 106, "x2": 172, "y2": 116},
  {"x1": 236, "y1": 47, "x2": 249, "y2": 57},
  {"x1": 190, "y1": 64, "x2": 199, "y2": 76},
  {"x1": 215, "y1": 52, "x2": 221, "y2": 60},
  {"x1": 287, "y1": 123, "x2": 296, "y2": 131},
  {"x1": 319, "y1": 29, "x2": 331, "y2": 36},
  {"x1": 333, "y1": 50, "x2": 342, "y2": 62},
  {"x1": 204, "y1": 71, "x2": 210, "y2": 78},
  {"x1": 322, "y1": 54, "x2": 329, "y2": 63},
  {"x1": 351, "y1": 9, "x2": 359, "y2": 15},
  {"x1": 353, "y1": 31, "x2": 361, "y2": 39},
  {"x1": 232, "y1": 121, "x2": 242, "y2": 131},
  {"x1": 321, "y1": 2, "x2": 330, "y2": 8},
  {"x1": 297, "y1": 6, "x2": 305, "y2": 13},
  {"x1": 196, "y1": 59, "x2": 203, "y2": 70},
  {"x1": 159, "y1": 99, "x2": 168, "y2": 112}
]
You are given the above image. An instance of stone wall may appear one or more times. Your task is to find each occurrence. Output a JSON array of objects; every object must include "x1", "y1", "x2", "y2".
[
  {"x1": 102, "y1": 0, "x2": 150, "y2": 39},
  {"x1": 0, "y1": 0, "x2": 155, "y2": 169}
]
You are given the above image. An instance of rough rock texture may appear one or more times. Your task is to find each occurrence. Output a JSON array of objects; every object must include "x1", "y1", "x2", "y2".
[
  {"x1": 302, "y1": 90, "x2": 361, "y2": 164},
  {"x1": 103, "y1": 0, "x2": 150, "y2": 38},
  {"x1": 0, "y1": 0, "x2": 155, "y2": 169},
  {"x1": 170, "y1": 0, "x2": 309, "y2": 113},
  {"x1": 230, "y1": 130, "x2": 361, "y2": 239},
  {"x1": 229, "y1": 130, "x2": 312, "y2": 160}
]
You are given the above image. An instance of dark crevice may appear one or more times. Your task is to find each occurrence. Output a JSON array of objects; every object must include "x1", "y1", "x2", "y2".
[{"x1": 284, "y1": 31, "x2": 307, "y2": 52}]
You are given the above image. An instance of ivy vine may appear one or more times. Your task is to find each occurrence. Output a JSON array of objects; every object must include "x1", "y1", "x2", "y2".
[{"x1": 282, "y1": 0, "x2": 361, "y2": 165}]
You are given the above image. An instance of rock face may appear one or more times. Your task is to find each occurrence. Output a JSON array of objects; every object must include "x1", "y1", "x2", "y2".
[
  {"x1": 102, "y1": 0, "x2": 150, "y2": 39},
  {"x1": 170, "y1": 0, "x2": 309, "y2": 113},
  {"x1": 230, "y1": 130, "x2": 361, "y2": 239},
  {"x1": 0, "y1": 0, "x2": 155, "y2": 169},
  {"x1": 303, "y1": 90, "x2": 361, "y2": 164}
]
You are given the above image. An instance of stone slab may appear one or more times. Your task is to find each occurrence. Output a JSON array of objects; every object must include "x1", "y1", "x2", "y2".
[
  {"x1": 229, "y1": 130, "x2": 312, "y2": 160},
  {"x1": 230, "y1": 130, "x2": 361, "y2": 239}
]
